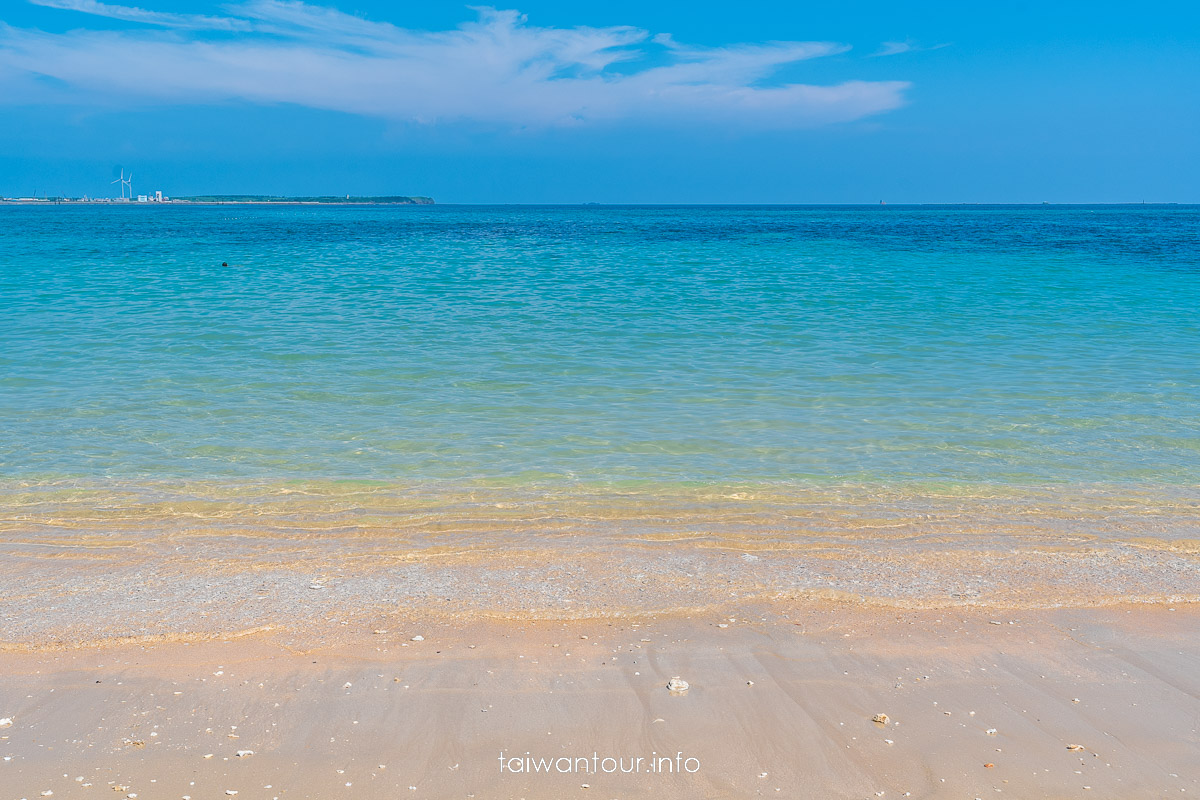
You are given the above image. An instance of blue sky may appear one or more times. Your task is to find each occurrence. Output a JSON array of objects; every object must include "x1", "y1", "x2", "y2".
[{"x1": 1, "y1": 0, "x2": 1197, "y2": 203}]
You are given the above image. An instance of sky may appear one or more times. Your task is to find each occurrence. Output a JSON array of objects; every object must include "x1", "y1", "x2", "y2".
[{"x1": 0, "y1": 0, "x2": 1197, "y2": 203}]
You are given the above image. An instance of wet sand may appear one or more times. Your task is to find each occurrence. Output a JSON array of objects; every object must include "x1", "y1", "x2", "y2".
[
  {"x1": 4, "y1": 482, "x2": 1200, "y2": 647},
  {"x1": 2, "y1": 603, "x2": 1198, "y2": 799}
]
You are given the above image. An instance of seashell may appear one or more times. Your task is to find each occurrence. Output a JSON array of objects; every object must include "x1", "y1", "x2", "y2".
[
  {"x1": 0, "y1": 717, "x2": 11, "y2": 727},
  {"x1": 236, "y1": 750, "x2": 254, "y2": 758},
  {"x1": 410, "y1": 635, "x2": 424, "y2": 641},
  {"x1": 986, "y1": 728, "x2": 997, "y2": 735},
  {"x1": 666, "y1": 677, "x2": 689, "y2": 693},
  {"x1": 872, "y1": 713, "x2": 890, "y2": 725},
  {"x1": 1066, "y1": 744, "x2": 1086, "y2": 751}
]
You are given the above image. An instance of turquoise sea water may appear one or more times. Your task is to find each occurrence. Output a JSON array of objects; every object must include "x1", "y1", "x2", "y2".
[
  {"x1": 2, "y1": 204, "x2": 1198, "y2": 488},
  {"x1": 3, "y1": 204, "x2": 1200, "y2": 630}
]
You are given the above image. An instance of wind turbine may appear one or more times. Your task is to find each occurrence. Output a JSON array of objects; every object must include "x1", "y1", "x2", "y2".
[{"x1": 111, "y1": 169, "x2": 132, "y2": 199}]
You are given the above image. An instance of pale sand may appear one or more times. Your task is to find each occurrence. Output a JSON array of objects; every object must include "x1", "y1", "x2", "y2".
[{"x1": 2, "y1": 603, "x2": 1197, "y2": 799}]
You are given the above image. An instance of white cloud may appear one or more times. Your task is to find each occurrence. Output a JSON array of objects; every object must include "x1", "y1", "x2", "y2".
[
  {"x1": 871, "y1": 39, "x2": 950, "y2": 57},
  {"x1": 2, "y1": 1, "x2": 910, "y2": 128},
  {"x1": 874, "y1": 41, "x2": 914, "y2": 57},
  {"x1": 28, "y1": 0, "x2": 251, "y2": 30}
]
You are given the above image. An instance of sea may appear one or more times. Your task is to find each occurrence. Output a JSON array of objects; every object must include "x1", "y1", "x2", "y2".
[{"x1": 2, "y1": 204, "x2": 1198, "y2": 637}]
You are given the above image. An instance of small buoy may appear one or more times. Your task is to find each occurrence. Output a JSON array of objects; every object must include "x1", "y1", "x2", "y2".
[{"x1": 222, "y1": 262, "x2": 228, "y2": 267}]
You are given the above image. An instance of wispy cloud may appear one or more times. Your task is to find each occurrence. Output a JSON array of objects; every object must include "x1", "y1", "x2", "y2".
[
  {"x1": 871, "y1": 39, "x2": 950, "y2": 57},
  {"x1": 28, "y1": 0, "x2": 252, "y2": 31},
  {"x1": 2, "y1": 1, "x2": 911, "y2": 128}
]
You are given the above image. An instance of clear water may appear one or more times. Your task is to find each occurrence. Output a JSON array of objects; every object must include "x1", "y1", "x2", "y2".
[
  {"x1": 4, "y1": 204, "x2": 1200, "y2": 632},
  {"x1": 2, "y1": 204, "x2": 1199, "y2": 487}
]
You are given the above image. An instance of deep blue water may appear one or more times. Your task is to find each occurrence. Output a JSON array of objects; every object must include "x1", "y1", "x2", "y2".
[{"x1": 2, "y1": 204, "x2": 1198, "y2": 487}]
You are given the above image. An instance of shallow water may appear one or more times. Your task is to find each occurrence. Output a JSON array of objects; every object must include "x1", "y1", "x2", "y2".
[{"x1": 1, "y1": 205, "x2": 1198, "y2": 628}]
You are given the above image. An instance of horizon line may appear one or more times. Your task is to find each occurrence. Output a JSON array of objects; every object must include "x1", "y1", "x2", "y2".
[{"x1": 1, "y1": 199, "x2": 1194, "y2": 207}]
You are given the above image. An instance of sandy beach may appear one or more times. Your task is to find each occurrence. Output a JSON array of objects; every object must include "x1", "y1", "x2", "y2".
[
  {"x1": 2, "y1": 602, "x2": 1197, "y2": 799},
  {"x1": 2, "y1": 483, "x2": 1199, "y2": 797}
]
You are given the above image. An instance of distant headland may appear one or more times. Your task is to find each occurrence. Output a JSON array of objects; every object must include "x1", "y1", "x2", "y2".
[
  {"x1": 176, "y1": 195, "x2": 434, "y2": 205},
  {"x1": 1, "y1": 194, "x2": 434, "y2": 205}
]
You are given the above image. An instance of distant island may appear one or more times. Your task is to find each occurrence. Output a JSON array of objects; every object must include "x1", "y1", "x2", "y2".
[
  {"x1": 1, "y1": 195, "x2": 433, "y2": 205},
  {"x1": 175, "y1": 195, "x2": 434, "y2": 204}
]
